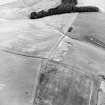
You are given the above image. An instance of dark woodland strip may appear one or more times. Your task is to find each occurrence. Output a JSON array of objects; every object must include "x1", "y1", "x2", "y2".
[{"x1": 30, "y1": 0, "x2": 99, "y2": 19}]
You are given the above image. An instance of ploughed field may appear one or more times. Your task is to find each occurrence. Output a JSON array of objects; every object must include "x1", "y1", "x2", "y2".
[{"x1": 0, "y1": 5, "x2": 104, "y2": 104}]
